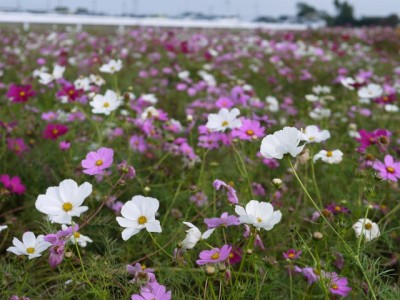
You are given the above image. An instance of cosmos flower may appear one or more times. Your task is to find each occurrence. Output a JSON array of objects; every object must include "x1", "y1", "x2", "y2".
[
  {"x1": 283, "y1": 249, "x2": 302, "y2": 260},
  {"x1": 181, "y1": 222, "x2": 214, "y2": 250},
  {"x1": 313, "y1": 150, "x2": 343, "y2": 164},
  {"x1": 35, "y1": 179, "x2": 92, "y2": 224},
  {"x1": 0, "y1": 174, "x2": 26, "y2": 195},
  {"x1": 81, "y1": 147, "x2": 114, "y2": 175},
  {"x1": 372, "y1": 154, "x2": 400, "y2": 182},
  {"x1": 265, "y1": 96, "x2": 279, "y2": 112},
  {"x1": 196, "y1": 244, "x2": 232, "y2": 265},
  {"x1": 7, "y1": 231, "x2": 51, "y2": 259},
  {"x1": 213, "y1": 179, "x2": 239, "y2": 204},
  {"x1": 231, "y1": 119, "x2": 265, "y2": 141},
  {"x1": 357, "y1": 83, "x2": 383, "y2": 99},
  {"x1": 90, "y1": 90, "x2": 121, "y2": 115},
  {"x1": 206, "y1": 108, "x2": 242, "y2": 132},
  {"x1": 7, "y1": 84, "x2": 36, "y2": 103},
  {"x1": 116, "y1": 195, "x2": 162, "y2": 241},
  {"x1": 43, "y1": 123, "x2": 68, "y2": 140},
  {"x1": 204, "y1": 212, "x2": 240, "y2": 229},
  {"x1": 99, "y1": 59, "x2": 122, "y2": 74},
  {"x1": 131, "y1": 282, "x2": 171, "y2": 300},
  {"x1": 260, "y1": 127, "x2": 305, "y2": 159},
  {"x1": 352, "y1": 218, "x2": 380, "y2": 241},
  {"x1": 301, "y1": 125, "x2": 330, "y2": 143},
  {"x1": 325, "y1": 272, "x2": 352, "y2": 297},
  {"x1": 235, "y1": 200, "x2": 282, "y2": 231},
  {"x1": 38, "y1": 64, "x2": 65, "y2": 85}
]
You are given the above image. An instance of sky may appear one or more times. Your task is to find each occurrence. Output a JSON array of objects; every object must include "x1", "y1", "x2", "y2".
[{"x1": 2, "y1": 0, "x2": 399, "y2": 20}]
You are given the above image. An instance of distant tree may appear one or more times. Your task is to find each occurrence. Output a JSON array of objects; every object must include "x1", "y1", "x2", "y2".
[
  {"x1": 75, "y1": 7, "x2": 89, "y2": 15},
  {"x1": 296, "y1": 2, "x2": 318, "y2": 19},
  {"x1": 333, "y1": 0, "x2": 355, "y2": 25},
  {"x1": 54, "y1": 6, "x2": 69, "y2": 14}
]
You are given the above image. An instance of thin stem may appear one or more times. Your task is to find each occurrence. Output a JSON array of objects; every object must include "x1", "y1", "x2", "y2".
[{"x1": 148, "y1": 232, "x2": 174, "y2": 259}]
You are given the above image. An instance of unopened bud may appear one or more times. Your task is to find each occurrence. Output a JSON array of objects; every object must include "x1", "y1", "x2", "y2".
[
  {"x1": 313, "y1": 232, "x2": 323, "y2": 240},
  {"x1": 205, "y1": 265, "x2": 216, "y2": 276}
]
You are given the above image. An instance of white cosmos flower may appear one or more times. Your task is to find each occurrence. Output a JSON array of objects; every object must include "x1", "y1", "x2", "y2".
[
  {"x1": 352, "y1": 218, "x2": 380, "y2": 241},
  {"x1": 260, "y1": 126, "x2": 305, "y2": 159},
  {"x1": 0, "y1": 225, "x2": 8, "y2": 233},
  {"x1": 61, "y1": 225, "x2": 93, "y2": 247},
  {"x1": 181, "y1": 222, "x2": 214, "y2": 250},
  {"x1": 35, "y1": 179, "x2": 92, "y2": 224},
  {"x1": 385, "y1": 104, "x2": 399, "y2": 112},
  {"x1": 206, "y1": 108, "x2": 242, "y2": 132},
  {"x1": 74, "y1": 77, "x2": 91, "y2": 91},
  {"x1": 235, "y1": 200, "x2": 282, "y2": 231},
  {"x1": 312, "y1": 85, "x2": 331, "y2": 94},
  {"x1": 301, "y1": 125, "x2": 330, "y2": 143},
  {"x1": 7, "y1": 231, "x2": 51, "y2": 259},
  {"x1": 38, "y1": 64, "x2": 65, "y2": 85},
  {"x1": 99, "y1": 59, "x2": 122, "y2": 74},
  {"x1": 313, "y1": 150, "x2": 343, "y2": 164},
  {"x1": 141, "y1": 106, "x2": 160, "y2": 120},
  {"x1": 340, "y1": 77, "x2": 365, "y2": 90},
  {"x1": 265, "y1": 96, "x2": 279, "y2": 112},
  {"x1": 309, "y1": 107, "x2": 331, "y2": 120},
  {"x1": 140, "y1": 94, "x2": 158, "y2": 104},
  {"x1": 90, "y1": 90, "x2": 121, "y2": 115},
  {"x1": 357, "y1": 83, "x2": 383, "y2": 99},
  {"x1": 89, "y1": 74, "x2": 105, "y2": 86},
  {"x1": 116, "y1": 195, "x2": 162, "y2": 241},
  {"x1": 305, "y1": 94, "x2": 319, "y2": 102}
]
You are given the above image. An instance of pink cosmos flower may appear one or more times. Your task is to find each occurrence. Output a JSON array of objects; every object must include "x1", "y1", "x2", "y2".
[
  {"x1": 189, "y1": 191, "x2": 208, "y2": 207},
  {"x1": 7, "y1": 84, "x2": 36, "y2": 103},
  {"x1": 117, "y1": 160, "x2": 136, "y2": 179},
  {"x1": 231, "y1": 119, "x2": 265, "y2": 141},
  {"x1": 325, "y1": 272, "x2": 352, "y2": 297},
  {"x1": 0, "y1": 174, "x2": 26, "y2": 195},
  {"x1": 196, "y1": 245, "x2": 232, "y2": 265},
  {"x1": 81, "y1": 147, "x2": 114, "y2": 175},
  {"x1": 283, "y1": 249, "x2": 302, "y2": 260},
  {"x1": 127, "y1": 263, "x2": 156, "y2": 284},
  {"x1": 373, "y1": 154, "x2": 400, "y2": 182},
  {"x1": 131, "y1": 282, "x2": 171, "y2": 300},
  {"x1": 43, "y1": 124, "x2": 68, "y2": 140},
  {"x1": 129, "y1": 135, "x2": 148, "y2": 153},
  {"x1": 294, "y1": 266, "x2": 320, "y2": 285},
  {"x1": 215, "y1": 97, "x2": 234, "y2": 109},
  {"x1": 7, "y1": 138, "x2": 28, "y2": 155},
  {"x1": 204, "y1": 212, "x2": 240, "y2": 229},
  {"x1": 59, "y1": 141, "x2": 71, "y2": 151},
  {"x1": 213, "y1": 179, "x2": 238, "y2": 204}
]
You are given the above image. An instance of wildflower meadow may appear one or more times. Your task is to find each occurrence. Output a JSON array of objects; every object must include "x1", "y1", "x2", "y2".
[{"x1": 1, "y1": 26, "x2": 400, "y2": 299}]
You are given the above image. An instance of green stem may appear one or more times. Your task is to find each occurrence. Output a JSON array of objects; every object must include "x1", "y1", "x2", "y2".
[{"x1": 148, "y1": 232, "x2": 174, "y2": 259}]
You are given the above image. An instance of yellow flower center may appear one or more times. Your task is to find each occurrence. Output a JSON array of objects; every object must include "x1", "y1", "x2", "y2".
[
  {"x1": 326, "y1": 151, "x2": 333, "y2": 157},
  {"x1": 141, "y1": 264, "x2": 147, "y2": 270},
  {"x1": 246, "y1": 129, "x2": 254, "y2": 136},
  {"x1": 68, "y1": 90, "x2": 75, "y2": 95},
  {"x1": 95, "y1": 159, "x2": 103, "y2": 166},
  {"x1": 383, "y1": 96, "x2": 388, "y2": 102},
  {"x1": 332, "y1": 284, "x2": 338, "y2": 290},
  {"x1": 364, "y1": 223, "x2": 372, "y2": 230},
  {"x1": 52, "y1": 129, "x2": 59, "y2": 135},
  {"x1": 387, "y1": 167, "x2": 394, "y2": 173},
  {"x1": 103, "y1": 102, "x2": 110, "y2": 108},
  {"x1": 20, "y1": 91, "x2": 26, "y2": 97},
  {"x1": 62, "y1": 202, "x2": 73, "y2": 212},
  {"x1": 73, "y1": 232, "x2": 81, "y2": 238},
  {"x1": 257, "y1": 217, "x2": 263, "y2": 223},
  {"x1": 26, "y1": 247, "x2": 35, "y2": 254},
  {"x1": 228, "y1": 253, "x2": 234, "y2": 258},
  {"x1": 288, "y1": 252, "x2": 295, "y2": 258},
  {"x1": 221, "y1": 121, "x2": 229, "y2": 127},
  {"x1": 211, "y1": 253, "x2": 220, "y2": 260},
  {"x1": 334, "y1": 206, "x2": 341, "y2": 212},
  {"x1": 138, "y1": 216, "x2": 147, "y2": 225},
  {"x1": 309, "y1": 136, "x2": 315, "y2": 141}
]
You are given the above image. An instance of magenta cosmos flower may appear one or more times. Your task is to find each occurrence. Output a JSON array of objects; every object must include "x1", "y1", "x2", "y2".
[
  {"x1": 7, "y1": 84, "x2": 36, "y2": 103},
  {"x1": 43, "y1": 124, "x2": 68, "y2": 140},
  {"x1": 231, "y1": 119, "x2": 265, "y2": 141},
  {"x1": 283, "y1": 249, "x2": 302, "y2": 260},
  {"x1": 0, "y1": 174, "x2": 26, "y2": 195},
  {"x1": 81, "y1": 147, "x2": 114, "y2": 175},
  {"x1": 373, "y1": 154, "x2": 400, "y2": 182},
  {"x1": 196, "y1": 244, "x2": 232, "y2": 265},
  {"x1": 356, "y1": 129, "x2": 391, "y2": 153}
]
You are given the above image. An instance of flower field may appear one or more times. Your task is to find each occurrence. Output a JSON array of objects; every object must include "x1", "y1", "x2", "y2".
[{"x1": 1, "y1": 26, "x2": 400, "y2": 299}]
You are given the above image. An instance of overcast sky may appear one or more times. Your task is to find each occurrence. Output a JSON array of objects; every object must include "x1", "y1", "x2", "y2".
[{"x1": 2, "y1": 0, "x2": 399, "y2": 19}]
